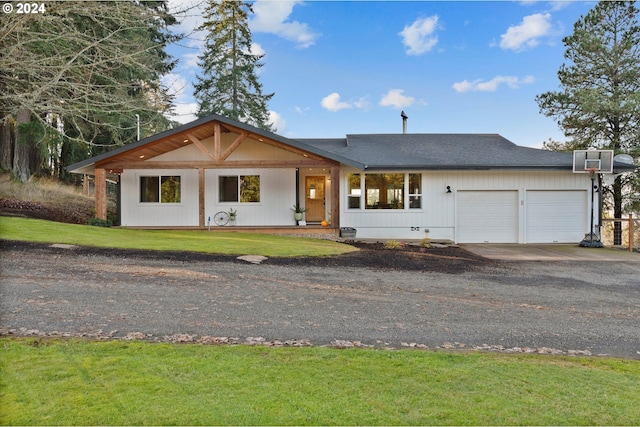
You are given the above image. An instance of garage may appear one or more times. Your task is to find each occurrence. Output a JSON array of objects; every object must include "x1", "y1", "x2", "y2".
[
  {"x1": 525, "y1": 190, "x2": 588, "y2": 243},
  {"x1": 457, "y1": 190, "x2": 519, "y2": 243}
]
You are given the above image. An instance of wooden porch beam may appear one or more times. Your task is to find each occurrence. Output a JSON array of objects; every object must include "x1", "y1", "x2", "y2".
[
  {"x1": 95, "y1": 168, "x2": 107, "y2": 220},
  {"x1": 214, "y1": 123, "x2": 221, "y2": 160},
  {"x1": 220, "y1": 132, "x2": 248, "y2": 160},
  {"x1": 187, "y1": 132, "x2": 216, "y2": 161},
  {"x1": 100, "y1": 160, "x2": 336, "y2": 170}
]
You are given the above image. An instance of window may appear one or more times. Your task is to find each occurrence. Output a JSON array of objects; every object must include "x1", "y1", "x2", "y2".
[
  {"x1": 348, "y1": 174, "x2": 361, "y2": 209},
  {"x1": 348, "y1": 173, "x2": 422, "y2": 210},
  {"x1": 409, "y1": 173, "x2": 422, "y2": 209},
  {"x1": 140, "y1": 176, "x2": 181, "y2": 203},
  {"x1": 219, "y1": 175, "x2": 260, "y2": 203},
  {"x1": 365, "y1": 173, "x2": 404, "y2": 209}
]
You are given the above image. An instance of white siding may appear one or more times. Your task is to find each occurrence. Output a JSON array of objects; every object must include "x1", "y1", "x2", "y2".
[
  {"x1": 121, "y1": 168, "x2": 298, "y2": 227},
  {"x1": 205, "y1": 168, "x2": 297, "y2": 226},
  {"x1": 340, "y1": 169, "x2": 593, "y2": 243},
  {"x1": 121, "y1": 169, "x2": 200, "y2": 227}
]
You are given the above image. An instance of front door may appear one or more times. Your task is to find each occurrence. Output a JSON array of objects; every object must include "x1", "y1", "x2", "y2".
[{"x1": 305, "y1": 176, "x2": 325, "y2": 222}]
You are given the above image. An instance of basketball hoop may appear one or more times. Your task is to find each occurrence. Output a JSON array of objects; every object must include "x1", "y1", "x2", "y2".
[{"x1": 573, "y1": 150, "x2": 613, "y2": 174}]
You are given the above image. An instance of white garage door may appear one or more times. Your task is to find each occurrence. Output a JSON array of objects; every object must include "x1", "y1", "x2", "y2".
[
  {"x1": 457, "y1": 191, "x2": 519, "y2": 243},
  {"x1": 526, "y1": 190, "x2": 588, "y2": 243}
]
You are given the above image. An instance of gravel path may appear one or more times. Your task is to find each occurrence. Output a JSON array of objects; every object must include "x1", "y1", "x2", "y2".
[{"x1": 2, "y1": 242, "x2": 639, "y2": 359}]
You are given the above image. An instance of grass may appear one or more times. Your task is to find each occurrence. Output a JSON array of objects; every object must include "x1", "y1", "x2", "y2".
[
  {"x1": 0, "y1": 216, "x2": 357, "y2": 257},
  {"x1": 1, "y1": 338, "x2": 639, "y2": 425}
]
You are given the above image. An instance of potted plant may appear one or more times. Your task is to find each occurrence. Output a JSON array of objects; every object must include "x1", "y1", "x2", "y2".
[
  {"x1": 228, "y1": 208, "x2": 237, "y2": 223},
  {"x1": 291, "y1": 204, "x2": 307, "y2": 221}
]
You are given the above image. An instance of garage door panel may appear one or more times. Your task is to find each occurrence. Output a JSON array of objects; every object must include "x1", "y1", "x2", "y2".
[
  {"x1": 457, "y1": 191, "x2": 518, "y2": 243},
  {"x1": 526, "y1": 191, "x2": 587, "y2": 243}
]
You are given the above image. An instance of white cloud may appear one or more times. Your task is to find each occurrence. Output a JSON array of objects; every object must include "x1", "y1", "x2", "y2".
[
  {"x1": 399, "y1": 15, "x2": 439, "y2": 55},
  {"x1": 250, "y1": 43, "x2": 266, "y2": 57},
  {"x1": 452, "y1": 75, "x2": 535, "y2": 93},
  {"x1": 183, "y1": 52, "x2": 200, "y2": 69},
  {"x1": 379, "y1": 89, "x2": 415, "y2": 108},
  {"x1": 167, "y1": 102, "x2": 199, "y2": 124},
  {"x1": 499, "y1": 13, "x2": 552, "y2": 51},
  {"x1": 162, "y1": 73, "x2": 189, "y2": 99},
  {"x1": 162, "y1": 73, "x2": 198, "y2": 124},
  {"x1": 268, "y1": 111, "x2": 286, "y2": 133},
  {"x1": 321, "y1": 92, "x2": 351, "y2": 112},
  {"x1": 251, "y1": 0, "x2": 319, "y2": 48},
  {"x1": 353, "y1": 97, "x2": 371, "y2": 110}
]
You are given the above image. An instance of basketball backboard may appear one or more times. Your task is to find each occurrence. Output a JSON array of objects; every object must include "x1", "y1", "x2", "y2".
[{"x1": 573, "y1": 150, "x2": 614, "y2": 173}]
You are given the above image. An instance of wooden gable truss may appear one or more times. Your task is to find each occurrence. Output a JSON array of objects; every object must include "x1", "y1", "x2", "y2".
[{"x1": 92, "y1": 119, "x2": 340, "y2": 228}]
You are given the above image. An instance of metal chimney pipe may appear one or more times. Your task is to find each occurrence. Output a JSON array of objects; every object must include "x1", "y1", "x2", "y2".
[{"x1": 401, "y1": 111, "x2": 408, "y2": 134}]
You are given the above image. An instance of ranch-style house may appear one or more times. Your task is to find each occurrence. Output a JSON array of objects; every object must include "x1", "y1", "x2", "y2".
[{"x1": 68, "y1": 113, "x2": 635, "y2": 243}]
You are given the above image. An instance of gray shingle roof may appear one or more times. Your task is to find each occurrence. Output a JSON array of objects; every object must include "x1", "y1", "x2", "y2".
[
  {"x1": 298, "y1": 134, "x2": 635, "y2": 172},
  {"x1": 67, "y1": 113, "x2": 636, "y2": 174}
]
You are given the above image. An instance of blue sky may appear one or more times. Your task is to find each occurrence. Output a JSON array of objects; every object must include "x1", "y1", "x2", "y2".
[{"x1": 165, "y1": 1, "x2": 597, "y2": 148}]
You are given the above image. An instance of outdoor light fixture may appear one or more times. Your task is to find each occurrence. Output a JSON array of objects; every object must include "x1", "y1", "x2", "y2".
[{"x1": 446, "y1": 185, "x2": 452, "y2": 193}]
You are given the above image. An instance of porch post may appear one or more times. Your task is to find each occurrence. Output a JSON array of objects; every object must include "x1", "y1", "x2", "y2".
[
  {"x1": 199, "y1": 168, "x2": 205, "y2": 229},
  {"x1": 95, "y1": 168, "x2": 107, "y2": 220},
  {"x1": 330, "y1": 166, "x2": 340, "y2": 228}
]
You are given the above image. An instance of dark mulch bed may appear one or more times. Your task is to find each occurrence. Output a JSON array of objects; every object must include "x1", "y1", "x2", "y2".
[
  {"x1": 266, "y1": 241, "x2": 495, "y2": 273},
  {"x1": 1, "y1": 239, "x2": 497, "y2": 274}
]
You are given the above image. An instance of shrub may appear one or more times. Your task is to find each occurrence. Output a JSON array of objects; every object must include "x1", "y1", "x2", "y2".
[
  {"x1": 383, "y1": 239, "x2": 404, "y2": 249},
  {"x1": 88, "y1": 217, "x2": 113, "y2": 227}
]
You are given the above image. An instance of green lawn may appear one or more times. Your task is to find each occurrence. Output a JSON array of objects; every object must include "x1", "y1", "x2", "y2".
[
  {"x1": 1, "y1": 339, "x2": 639, "y2": 425},
  {"x1": 0, "y1": 216, "x2": 357, "y2": 257}
]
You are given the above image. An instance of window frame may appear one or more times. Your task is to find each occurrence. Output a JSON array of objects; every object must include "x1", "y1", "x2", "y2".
[
  {"x1": 218, "y1": 174, "x2": 261, "y2": 204},
  {"x1": 139, "y1": 175, "x2": 182, "y2": 204},
  {"x1": 347, "y1": 173, "x2": 423, "y2": 211}
]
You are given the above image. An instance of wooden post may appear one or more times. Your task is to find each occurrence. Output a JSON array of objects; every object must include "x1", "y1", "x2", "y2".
[
  {"x1": 95, "y1": 168, "x2": 107, "y2": 220},
  {"x1": 213, "y1": 122, "x2": 221, "y2": 160},
  {"x1": 199, "y1": 168, "x2": 205, "y2": 229},
  {"x1": 330, "y1": 166, "x2": 340, "y2": 229}
]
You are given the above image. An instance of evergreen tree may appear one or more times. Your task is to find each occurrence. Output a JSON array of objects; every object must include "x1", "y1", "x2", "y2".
[
  {"x1": 194, "y1": 0, "x2": 274, "y2": 131},
  {"x1": 0, "y1": 1, "x2": 180, "y2": 182},
  {"x1": 536, "y1": 1, "x2": 640, "y2": 224}
]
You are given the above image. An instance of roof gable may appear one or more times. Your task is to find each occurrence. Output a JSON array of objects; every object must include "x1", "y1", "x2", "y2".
[{"x1": 67, "y1": 114, "x2": 358, "y2": 174}]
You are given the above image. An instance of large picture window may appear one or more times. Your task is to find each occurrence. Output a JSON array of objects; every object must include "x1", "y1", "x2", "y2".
[
  {"x1": 348, "y1": 173, "x2": 422, "y2": 210},
  {"x1": 219, "y1": 175, "x2": 260, "y2": 203},
  {"x1": 140, "y1": 176, "x2": 181, "y2": 203},
  {"x1": 366, "y1": 173, "x2": 404, "y2": 209}
]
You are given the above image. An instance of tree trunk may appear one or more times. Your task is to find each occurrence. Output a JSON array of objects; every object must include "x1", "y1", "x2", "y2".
[
  {"x1": 13, "y1": 109, "x2": 31, "y2": 182},
  {"x1": 0, "y1": 118, "x2": 14, "y2": 172}
]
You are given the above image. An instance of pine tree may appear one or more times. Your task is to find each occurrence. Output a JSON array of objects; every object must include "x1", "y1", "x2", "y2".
[
  {"x1": 536, "y1": 1, "x2": 640, "y2": 226},
  {"x1": 194, "y1": 0, "x2": 274, "y2": 131}
]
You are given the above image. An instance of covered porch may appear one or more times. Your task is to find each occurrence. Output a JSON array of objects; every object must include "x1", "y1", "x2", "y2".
[{"x1": 70, "y1": 115, "x2": 343, "y2": 230}]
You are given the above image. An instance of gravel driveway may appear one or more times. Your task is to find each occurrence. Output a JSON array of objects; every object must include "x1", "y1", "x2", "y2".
[{"x1": 2, "y1": 242, "x2": 639, "y2": 359}]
